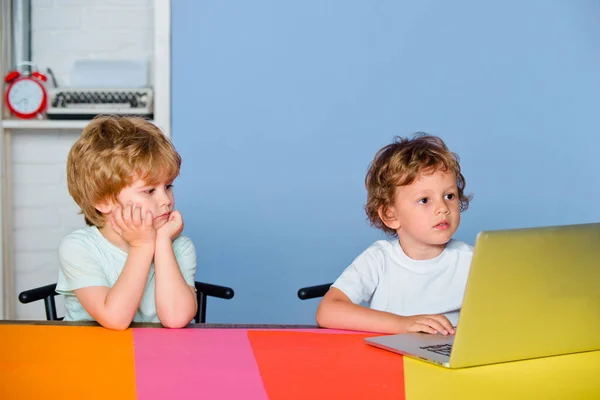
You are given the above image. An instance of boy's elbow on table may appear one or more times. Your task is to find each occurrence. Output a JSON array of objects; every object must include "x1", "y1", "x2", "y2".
[
  {"x1": 160, "y1": 314, "x2": 193, "y2": 329},
  {"x1": 98, "y1": 317, "x2": 132, "y2": 331},
  {"x1": 315, "y1": 298, "x2": 338, "y2": 328},
  {"x1": 315, "y1": 308, "x2": 326, "y2": 328},
  {"x1": 161, "y1": 320, "x2": 189, "y2": 329},
  {"x1": 316, "y1": 314, "x2": 334, "y2": 329}
]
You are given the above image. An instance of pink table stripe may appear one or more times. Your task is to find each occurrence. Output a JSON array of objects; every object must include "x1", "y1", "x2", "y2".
[{"x1": 133, "y1": 328, "x2": 268, "y2": 400}]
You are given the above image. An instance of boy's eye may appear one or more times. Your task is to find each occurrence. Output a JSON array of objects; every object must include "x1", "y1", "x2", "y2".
[
  {"x1": 146, "y1": 188, "x2": 155, "y2": 194},
  {"x1": 445, "y1": 193, "x2": 456, "y2": 200},
  {"x1": 166, "y1": 184, "x2": 174, "y2": 191},
  {"x1": 418, "y1": 198, "x2": 429, "y2": 204}
]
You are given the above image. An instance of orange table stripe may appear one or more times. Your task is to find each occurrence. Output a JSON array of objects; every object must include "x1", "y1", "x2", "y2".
[
  {"x1": 0, "y1": 325, "x2": 136, "y2": 399},
  {"x1": 248, "y1": 331, "x2": 406, "y2": 400}
]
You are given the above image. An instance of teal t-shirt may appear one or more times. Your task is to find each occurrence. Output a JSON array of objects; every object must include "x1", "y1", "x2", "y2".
[{"x1": 56, "y1": 226, "x2": 197, "y2": 323}]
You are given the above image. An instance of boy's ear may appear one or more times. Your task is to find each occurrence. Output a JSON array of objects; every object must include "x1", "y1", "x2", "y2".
[
  {"x1": 94, "y1": 197, "x2": 114, "y2": 214},
  {"x1": 378, "y1": 205, "x2": 401, "y2": 230}
]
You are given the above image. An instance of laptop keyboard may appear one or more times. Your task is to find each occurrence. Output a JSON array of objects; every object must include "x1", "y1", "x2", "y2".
[{"x1": 419, "y1": 343, "x2": 453, "y2": 357}]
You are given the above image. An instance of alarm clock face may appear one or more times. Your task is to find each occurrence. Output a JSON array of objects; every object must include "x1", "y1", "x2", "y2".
[{"x1": 7, "y1": 78, "x2": 45, "y2": 117}]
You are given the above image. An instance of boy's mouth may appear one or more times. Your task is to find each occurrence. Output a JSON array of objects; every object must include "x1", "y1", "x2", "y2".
[
  {"x1": 156, "y1": 211, "x2": 171, "y2": 220},
  {"x1": 434, "y1": 220, "x2": 450, "y2": 230}
]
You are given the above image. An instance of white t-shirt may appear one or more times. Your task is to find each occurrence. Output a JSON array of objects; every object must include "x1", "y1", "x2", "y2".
[
  {"x1": 56, "y1": 225, "x2": 197, "y2": 323},
  {"x1": 332, "y1": 239, "x2": 473, "y2": 326}
]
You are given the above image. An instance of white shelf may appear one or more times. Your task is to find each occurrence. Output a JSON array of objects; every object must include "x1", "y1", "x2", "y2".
[
  {"x1": 1, "y1": 119, "x2": 155, "y2": 130},
  {"x1": 1, "y1": 119, "x2": 90, "y2": 130}
]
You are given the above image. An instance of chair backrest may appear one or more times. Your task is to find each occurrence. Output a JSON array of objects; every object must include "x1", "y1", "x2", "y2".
[
  {"x1": 297, "y1": 283, "x2": 332, "y2": 300},
  {"x1": 193, "y1": 281, "x2": 234, "y2": 323},
  {"x1": 19, "y1": 281, "x2": 235, "y2": 323},
  {"x1": 18, "y1": 283, "x2": 61, "y2": 320}
]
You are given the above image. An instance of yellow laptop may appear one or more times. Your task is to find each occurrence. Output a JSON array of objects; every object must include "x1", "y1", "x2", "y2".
[{"x1": 364, "y1": 222, "x2": 600, "y2": 368}]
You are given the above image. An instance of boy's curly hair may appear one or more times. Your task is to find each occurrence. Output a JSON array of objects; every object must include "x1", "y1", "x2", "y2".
[
  {"x1": 365, "y1": 133, "x2": 471, "y2": 236},
  {"x1": 67, "y1": 115, "x2": 182, "y2": 227}
]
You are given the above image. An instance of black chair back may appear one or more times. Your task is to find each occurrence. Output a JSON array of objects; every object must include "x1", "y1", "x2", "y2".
[
  {"x1": 19, "y1": 281, "x2": 235, "y2": 323},
  {"x1": 297, "y1": 283, "x2": 332, "y2": 300}
]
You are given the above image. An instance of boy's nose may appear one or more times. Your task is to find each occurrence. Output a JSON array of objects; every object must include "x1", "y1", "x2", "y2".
[
  {"x1": 158, "y1": 191, "x2": 172, "y2": 206},
  {"x1": 436, "y1": 201, "x2": 450, "y2": 214}
]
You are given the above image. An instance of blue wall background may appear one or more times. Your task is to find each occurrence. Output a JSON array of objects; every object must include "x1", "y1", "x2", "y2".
[{"x1": 171, "y1": 0, "x2": 600, "y2": 323}]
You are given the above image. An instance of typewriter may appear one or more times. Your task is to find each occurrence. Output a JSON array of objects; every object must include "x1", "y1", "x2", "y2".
[{"x1": 46, "y1": 87, "x2": 153, "y2": 120}]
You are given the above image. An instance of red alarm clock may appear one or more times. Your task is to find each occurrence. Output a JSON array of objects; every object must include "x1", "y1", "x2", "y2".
[{"x1": 4, "y1": 62, "x2": 48, "y2": 119}]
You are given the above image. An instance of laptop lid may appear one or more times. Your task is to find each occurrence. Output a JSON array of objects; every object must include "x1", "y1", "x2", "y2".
[{"x1": 449, "y1": 222, "x2": 600, "y2": 368}]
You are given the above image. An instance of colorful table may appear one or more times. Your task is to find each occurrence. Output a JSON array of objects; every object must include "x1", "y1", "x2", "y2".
[{"x1": 1, "y1": 321, "x2": 599, "y2": 399}]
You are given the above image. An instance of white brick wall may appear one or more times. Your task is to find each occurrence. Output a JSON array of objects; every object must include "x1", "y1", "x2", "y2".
[
  {"x1": 31, "y1": 0, "x2": 154, "y2": 87},
  {"x1": 14, "y1": 0, "x2": 155, "y2": 319}
]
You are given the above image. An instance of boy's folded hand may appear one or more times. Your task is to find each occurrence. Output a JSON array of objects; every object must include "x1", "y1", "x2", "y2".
[
  {"x1": 402, "y1": 314, "x2": 455, "y2": 335},
  {"x1": 111, "y1": 203, "x2": 156, "y2": 247},
  {"x1": 156, "y1": 210, "x2": 184, "y2": 241}
]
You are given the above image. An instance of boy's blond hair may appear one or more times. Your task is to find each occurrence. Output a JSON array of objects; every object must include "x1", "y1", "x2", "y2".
[
  {"x1": 365, "y1": 133, "x2": 471, "y2": 236},
  {"x1": 67, "y1": 115, "x2": 182, "y2": 227}
]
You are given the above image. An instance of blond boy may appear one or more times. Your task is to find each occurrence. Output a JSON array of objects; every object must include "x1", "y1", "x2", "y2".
[{"x1": 57, "y1": 116, "x2": 197, "y2": 330}]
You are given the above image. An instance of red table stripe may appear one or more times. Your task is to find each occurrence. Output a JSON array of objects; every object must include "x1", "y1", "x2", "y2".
[{"x1": 248, "y1": 331, "x2": 406, "y2": 400}]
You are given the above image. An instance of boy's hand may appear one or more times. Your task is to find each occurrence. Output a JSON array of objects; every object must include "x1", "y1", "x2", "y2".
[
  {"x1": 402, "y1": 314, "x2": 455, "y2": 335},
  {"x1": 156, "y1": 210, "x2": 184, "y2": 241},
  {"x1": 111, "y1": 203, "x2": 156, "y2": 247}
]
